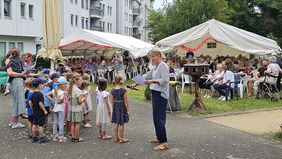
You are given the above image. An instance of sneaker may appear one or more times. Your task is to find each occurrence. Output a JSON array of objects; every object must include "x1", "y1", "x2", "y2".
[
  {"x1": 203, "y1": 95, "x2": 207, "y2": 98},
  {"x1": 32, "y1": 136, "x2": 39, "y2": 143},
  {"x1": 58, "y1": 136, "x2": 67, "y2": 143},
  {"x1": 39, "y1": 136, "x2": 50, "y2": 143},
  {"x1": 84, "y1": 123, "x2": 92, "y2": 128},
  {"x1": 3, "y1": 90, "x2": 10, "y2": 96},
  {"x1": 12, "y1": 123, "x2": 26, "y2": 129},
  {"x1": 206, "y1": 95, "x2": 211, "y2": 99},
  {"x1": 221, "y1": 96, "x2": 229, "y2": 101},
  {"x1": 218, "y1": 96, "x2": 224, "y2": 100},
  {"x1": 52, "y1": 134, "x2": 58, "y2": 142}
]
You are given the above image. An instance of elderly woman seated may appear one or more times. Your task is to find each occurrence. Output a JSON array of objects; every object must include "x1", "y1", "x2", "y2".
[
  {"x1": 254, "y1": 56, "x2": 282, "y2": 97},
  {"x1": 202, "y1": 64, "x2": 224, "y2": 98}
]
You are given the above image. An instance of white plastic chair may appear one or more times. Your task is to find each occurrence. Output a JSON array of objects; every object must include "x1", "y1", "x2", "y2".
[
  {"x1": 132, "y1": 67, "x2": 138, "y2": 77},
  {"x1": 126, "y1": 66, "x2": 132, "y2": 79},
  {"x1": 182, "y1": 74, "x2": 193, "y2": 93},
  {"x1": 238, "y1": 75, "x2": 252, "y2": 98}
]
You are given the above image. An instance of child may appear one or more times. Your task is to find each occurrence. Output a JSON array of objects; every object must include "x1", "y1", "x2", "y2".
[
  {"x1": 50, "y1": 73, "x2": 60, "y2": 91},
  {"x1": 67, "y1": 75, "x2": 85, "y2": 142},
  {"x1": 41, "y1": 80, "x2": 51, "y2": 128},
  {"x1": 25, "y1": 78, "x2": 34, "y2": 138},
  {"x1": 111, "y1": 75, "x2": 130, "y2": 143},
  {"x1": 46, "y1": 77, "x2": 68, "y2": 142},
  {"x1": 96, "y1": 78, "x2": 112, "y2": 140},
  {"x1": 80, "y1": 80, "x2": 92, "y2": 128},
  {"x1": 30, "y1": 77, "x2": 50, "y2": 143},
  {"x1": 65, "y1": 73, "x2": 74, "y2": 137},
  {"x1": 82, "y1": 74, "x2": 93, "y2": 114},
  {"x1": 4, "y1": 52, "x2": 12, "y2": 96}
]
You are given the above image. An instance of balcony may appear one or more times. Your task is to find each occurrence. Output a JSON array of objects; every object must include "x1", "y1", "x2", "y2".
[
  {"x1": 133, "y1": 8, "x2": 140, "y2": 16},
  {"x1": 90, "y1": 26, "x2": 105, "y2": 32},
  {"x1": 133, "y1": 20, "x2": 141, "y2": 28},
  {"x1": 133, "y1": 34, "x2": 141, "y2": 39},
  {"x1": 90, "y1": 7, "x2": 104, "y2": 18}
]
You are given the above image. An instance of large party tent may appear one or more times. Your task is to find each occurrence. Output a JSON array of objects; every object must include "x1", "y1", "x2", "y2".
[
  {"x1": 156, "y1": 19, "x2": 281, "y2": 56},
  {"x1": 59, "y1": 29, "x2": 154, "y2": 58}
]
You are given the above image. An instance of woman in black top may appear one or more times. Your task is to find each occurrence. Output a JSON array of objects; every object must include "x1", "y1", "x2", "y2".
[{"x1": 6, "y1": 48, "x2": 29, "y2": 128}]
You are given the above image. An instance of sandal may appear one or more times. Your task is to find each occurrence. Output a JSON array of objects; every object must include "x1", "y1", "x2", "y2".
[
  {"x1": 119, "y1": 138, "x2": 129, "y2": 143},
  {"x1": 114, "y1": 137, "x2": 119, "y2": 142},
  {"x1": 150, "y1": 139, "x2": 160, "y2": 144},
  {"x1": 71, "y1": 138, "x2": 76, "y2": 142},
  {"x1": 76, "y1": 137, "x2": 84, "y2": 142},
  {"x1": 102, "y1": 135, "x2": 112, "y2": 140},
  {"x1": 154, "y1": 144, "x2": 169, "y2": 151}
]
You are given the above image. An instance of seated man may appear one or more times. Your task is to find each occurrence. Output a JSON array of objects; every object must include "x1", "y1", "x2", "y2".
[{"x1": 213, "y1": 60, "x2": 235, "y2": 101}]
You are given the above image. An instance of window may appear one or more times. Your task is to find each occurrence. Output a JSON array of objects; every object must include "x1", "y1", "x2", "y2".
[
  {"x1": 103, "y1": 21, "x2": 105, "y2": 29},
  {"x1": 0, "y1": 42, "x2": 6, "y2": 62},
  {"x1": 8, "y1": 42, "x2": 15, "y2": 49},
  {"x1": 75, "y1": 0, "x2": 77, "y2": 4},
  {"x1": 107, "y1": 23, "x2": 109, "y2": 32},
  {"x1": 81, "y1": 17, "x2": 84, "y2": 29},
  {"x1": 20, "y1": 3, "x2": 25, "y2": 18},
  {"x1": 85, "y1": 18, "x2": 88, "y2": 29},
  {"x1": 4, "y1": 0, "x2": 12, "y2": 17},
  {"x1": 71, "y1": 14, "x2": 74, "y2": 25},
  {"x1": 110, "y1": 23, "x2": 112, "y2": 32},
  {"x1": 207, "y1": 43, "x2": 217, "y2": 49},
  {"x1": 86, "y1": 0, "x2": 88, "y2": 10},
  {"x1": 17, "y1": 42, "x2": 24, "y2": 52},
  {"x1": 75, "y1": 15, "x2": 78, "y2": 27},
  {"x1": 70, "y1": 0, "x2": 73, "y2": 3},
  {"x1": 29, "y1": 5, "x2": 34, "y2": 18},
  {"x1": 81, "y1": 0, "x2": 84, "y2": 8},
  {"x1": 107, "y1": 6, "x2": 109, "y2": 15}
]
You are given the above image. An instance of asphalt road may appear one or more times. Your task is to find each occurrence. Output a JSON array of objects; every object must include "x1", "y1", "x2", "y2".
[{"x1": 1, "y1": 94, "x2": 282, "y2": 159}]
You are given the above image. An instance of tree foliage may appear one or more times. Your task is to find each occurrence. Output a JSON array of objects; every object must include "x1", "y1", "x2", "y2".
[{"x1": 147, "y1": 0, "x2": 282, "y2": 47}]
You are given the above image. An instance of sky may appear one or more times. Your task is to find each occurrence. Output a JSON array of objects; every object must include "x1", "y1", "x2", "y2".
[{"x1": 153, "y1": 0, "x2": 174, "y2": 10}]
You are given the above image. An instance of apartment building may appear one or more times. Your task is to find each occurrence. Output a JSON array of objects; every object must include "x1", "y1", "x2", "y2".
[
  {"x1": 0, "y1": 0, "x2": 153, "y2": 62},
  {"x1": 89, "y1": 0, "x2": 153, "y2": 42},
  {"x1": 0, "y1": 0, "x2": 42, "y2": 61}
]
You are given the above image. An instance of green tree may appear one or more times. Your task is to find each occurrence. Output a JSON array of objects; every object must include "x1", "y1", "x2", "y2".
[{"x1": 147, "y1": 0, "x2": 229, "y2": 43}]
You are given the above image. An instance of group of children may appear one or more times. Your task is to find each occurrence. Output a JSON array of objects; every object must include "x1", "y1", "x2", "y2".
[{"x1": 23, "y1": 70, "x2": 130, "y2": 144}]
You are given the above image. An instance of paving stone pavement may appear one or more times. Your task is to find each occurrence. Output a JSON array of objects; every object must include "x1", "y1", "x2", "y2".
[{"x1": 1, "y1": 94, "x2": 282, "y2": 159}]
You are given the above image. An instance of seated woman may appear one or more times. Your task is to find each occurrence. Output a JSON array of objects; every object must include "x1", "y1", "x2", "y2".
[
  {"x1": 213, "y1": 60, "x2": 235, "y2": 101},
  {"x1": 248, "y1": 59, "x2": 268, "y2": 97},
  {"x1": 203, "y1": 64, "x2": 224, "y2": 98},
  {"x1": 254, "y1": 57, "x2": 282, "y2": 97},
  {"x1": 167, "y1": 60, "x2": 176, "y2": 81},
  {"x1": 265, "y1": 56, "x2": 282, "y2": 84}
]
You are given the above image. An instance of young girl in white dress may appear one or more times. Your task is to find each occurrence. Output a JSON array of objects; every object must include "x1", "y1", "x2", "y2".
[{"x1": 96, "y1": 78, "x2": 112, "y2": 140}]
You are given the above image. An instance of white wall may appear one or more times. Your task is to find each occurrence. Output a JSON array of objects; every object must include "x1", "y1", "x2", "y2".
[
  {"x1": 0, "y1": 35, "x2": 38, "y2": 55},
  {"x1": 101, "y1": 0, "x2": 116, "y2": 33},
  {"x1": 0, "y1": 0, "x2": 42, "y2": 37},
  {"x1": 61, "y1": 0, "x2": 90, "y2": 37}
]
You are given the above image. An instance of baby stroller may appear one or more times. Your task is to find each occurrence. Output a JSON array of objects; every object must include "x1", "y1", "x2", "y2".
[
  {"x1": 0, "y1": 72, "x2": 8, "y2": 93},
  {"x1": 258, "y1": 73, "x2": 281, "y2": 102}
]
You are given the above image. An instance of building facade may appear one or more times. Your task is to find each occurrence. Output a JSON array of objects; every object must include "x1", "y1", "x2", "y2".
[
  {"x1": 0, "y1": 0, "x2": 153, "y2": 62},
  {"x1": 0, "y1": 0, "x2": 42, "y2": 61}
]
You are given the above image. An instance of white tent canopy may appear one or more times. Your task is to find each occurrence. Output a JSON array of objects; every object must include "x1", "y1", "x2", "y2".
[
  {"x1": 59, "y1": 29, "x2": 154, "y2": 58},
  {"x1": 156, "y1": 19, "x2": 281, "y2": 55}
]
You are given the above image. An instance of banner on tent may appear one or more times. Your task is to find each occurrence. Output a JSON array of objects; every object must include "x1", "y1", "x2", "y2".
[{"x1": 180, "y1": 36, "x2": 216, "y2": 52}]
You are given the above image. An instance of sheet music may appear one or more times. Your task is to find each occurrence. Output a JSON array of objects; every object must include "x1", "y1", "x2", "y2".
[{"x1": 132, "y1": 74, "x2": 145, "y2": 85}]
